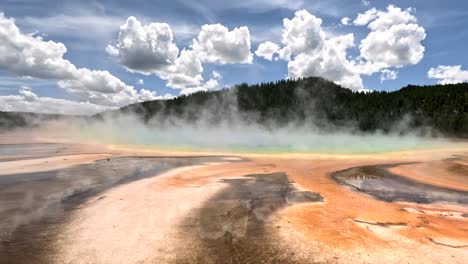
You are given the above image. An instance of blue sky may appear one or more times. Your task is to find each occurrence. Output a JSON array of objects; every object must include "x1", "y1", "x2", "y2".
[{"x1": 0, "y1": 0, "x2": 467, "y2": 114}]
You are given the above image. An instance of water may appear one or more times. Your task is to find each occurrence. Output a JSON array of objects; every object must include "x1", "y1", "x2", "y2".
[{"x1": 332, "y1": 164, "x2": 468, "y2": 204}]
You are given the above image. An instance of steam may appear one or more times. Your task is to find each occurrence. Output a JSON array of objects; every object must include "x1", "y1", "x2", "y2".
[
  {"x1": 57, "y1": 115, "x2": 443, "y2": 154},
  {"x1": 34, "y1": 85, "x2": 450, "y2": 154},
  {"x1": 5, "y1": 80, "x2": 452, "y2": 154}
]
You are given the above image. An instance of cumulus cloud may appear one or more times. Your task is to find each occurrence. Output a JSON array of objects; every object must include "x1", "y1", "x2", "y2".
[
  {"x1": 108, "y1": 17, "x2": 251, "y2": 95},
  {"x1": 161, "y1": 49, "x2": 205, "y2": 90},
  {"x1": 0, "y1": 85, "x2": 174, "y2": 115},
  {"x1": 179, "y1": 78, "x2": 219, "y2": 96},
  {"x1": 254, "y1": 5, "x2": 426, "y2": 90},
  {"x1": 18, "y1": 86, "x2": 39, "y2": 101},
  {"x1": 193, "y1": 24, "x2": 253, "y2": 64},
  {"x1": 287, "y1": 33, "x2": 363, "y2": 90},
  {"x1": 366, "y1": 6, "x2": 417, "y2": 31},
  {"x1": 0, "y1": 13, "x2": 76, "y2": 80},
  {"x1": 353, "y1": 8, "x2": 379, "y2": 26},
  {"x1": 359, "y1": 24, "x2": 425, "y2": 71},
  {"x1": 379, "y1": 69, "x2": 398, "y2": 82},
  {"x1": 0, "y1": 87, "x2": 112, "y2": 115},
  {"x1": 256, "y1": 9, "x2": 363, "y2": 90},
  {"x1": 356, "y1": 5, "x2": 426, "y2": 75},
  {"x1": 106, "y1": 16, "x2": 179, "y2": 74},
  {"x1": 280, "y1": 10, "x2": 325, "y2": 58},
  {"x1": 139, "y1": 89, "x2": 174, "y2": 101},
  {"x1": 255, "y1": 41, "x2": 280, "y2": 61},
  {"x1": 428, "y1": 65, "x2": 468, "y2": 84},
  {"x1": 0, "y1": 12, "x2": 158, "y2": 108}
]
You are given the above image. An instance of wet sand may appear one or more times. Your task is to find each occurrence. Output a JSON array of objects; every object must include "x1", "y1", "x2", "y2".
[{"x1": 0, "y1": 135, "x2": 467, "y2": 263}]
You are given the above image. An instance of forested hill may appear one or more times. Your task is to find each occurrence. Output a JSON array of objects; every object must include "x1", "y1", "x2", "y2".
[
  {"x1": 115, "y1": 77, "x2": 468, "y2": 138},
  {"x1": 1, "y1": 77, "x2": 466, "y2": 137}
]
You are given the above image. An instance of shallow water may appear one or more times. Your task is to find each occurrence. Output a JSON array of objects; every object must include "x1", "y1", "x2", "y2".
[
  {"x1": 332, "y1": 164, "x2": 468, "y2": 205},
  {"x1": 0, "y1": 144, "x2": 67, "y2": 159},
  {"x1": 0, "y1": 156, "x2": 223, "y2": 239},
  {"x1": 71, "y1": 122, "x2": 452, "y2": 154}
]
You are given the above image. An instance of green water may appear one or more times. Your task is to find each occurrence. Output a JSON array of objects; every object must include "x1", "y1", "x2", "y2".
[{"x1": 79, "y1": 129, "x2": 449, "y2": 154}]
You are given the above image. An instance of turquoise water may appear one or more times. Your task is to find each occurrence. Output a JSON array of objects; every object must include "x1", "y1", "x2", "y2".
[
  {"x1": 134, "y1": 135, "x2": 445, "y2": 154},
  {"x1": 71, "y1": 123, "x2": 449, "y2": 154}
]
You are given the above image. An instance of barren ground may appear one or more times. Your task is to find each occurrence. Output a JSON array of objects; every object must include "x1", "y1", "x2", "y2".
[{"x1": 0, "y1": 133, "x2": 467, "y2": 263}]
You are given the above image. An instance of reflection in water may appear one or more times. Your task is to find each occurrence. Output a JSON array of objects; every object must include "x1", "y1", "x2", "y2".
[
  {"x1": 332, "y1": 164, "x2": 468, "y2": 205},
  {"x1": 0, "y1": 156, "x2": 228, "y2": 264},
  {"x1": 0, "y1": 156, "x2": 222, "y2": 239},
  {"x1": 0, "y1": 144, "x2": 67, "y2": 161}
]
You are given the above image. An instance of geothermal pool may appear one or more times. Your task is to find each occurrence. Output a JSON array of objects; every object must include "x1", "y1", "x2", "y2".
[{"x1": 0, "y1": 134, "x2": 467, "y2": 263}]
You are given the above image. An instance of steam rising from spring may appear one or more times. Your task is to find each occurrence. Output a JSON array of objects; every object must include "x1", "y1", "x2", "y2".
[
  {"x1": 56, "y1": 113, "x2": 447, "y2": 154},
  {"x1": 30, "y1": 81, "x2": 453, "y2": 154}
]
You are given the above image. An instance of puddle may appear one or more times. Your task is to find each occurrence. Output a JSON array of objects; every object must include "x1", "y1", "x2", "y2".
[
  {"x1": 331, "y1": 164, "x2": 468, "y2": 205},
  {"x1": 0, "y1": 144, "x2": 68, "y2": 161}
]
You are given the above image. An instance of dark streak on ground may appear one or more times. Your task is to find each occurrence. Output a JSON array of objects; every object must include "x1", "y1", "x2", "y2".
[
  {"x1": 164, "y1": 172, "x2": 324, "y2": 264},
  {"x1": 331, "y1": 163, "x2": 468, "y2": 205},
  {"x1": 0, "y1": 155, "x2": 237, "y2": 264}
]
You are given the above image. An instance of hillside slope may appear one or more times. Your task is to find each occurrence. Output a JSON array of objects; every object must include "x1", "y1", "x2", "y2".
[{"x1": 114, "y1": 77, "x2": 468, "y2": 137}]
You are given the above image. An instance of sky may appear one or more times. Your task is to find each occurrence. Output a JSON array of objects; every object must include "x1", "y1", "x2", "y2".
[{"x1": 0, "y1": 0, "x2": 467, "y2": 115}]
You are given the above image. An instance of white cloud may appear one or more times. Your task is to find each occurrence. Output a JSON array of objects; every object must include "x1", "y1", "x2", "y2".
[
  {"x1": 18, "y1": 86, "x2": 38, "y2": 101},
  {"x1": 108, "y1": 17, "x2": 250, "y2": 94},
  {"x1": 106, "y1": 16, "x2": 179, "y2": 75},
  {"x1": 0, "y1": 13, "x2": 76, "y2": 80},
  {"x1": 192, "y1": 24, "x2": 253, "y2": 64},
  {"x1": 287, "y1": 33, "x2": 364, "y2": 90},
  {"x1": 57, "y1": 68, "x2": 145, "y2": 106},
  {"x1": 256, "y1": 9, "x2": 364, "y2": 90},
  {"x1": 162, "y1": 49, "x2": 204, "y2": 90},
  {"x1": 139, "y1": 88, "x2": 174, "y2": 101},
  {"x1": 353, "y1": 5, "x2": 419, "y2": 31},
  {"x1": 379, "y1": 69, "x2": 398, "y2": 82},
  {"x1": 353, "y1": 8, "x2": 379, "y2": 26},
  {"x1": 428, "y1": 65, "x2": 468, "y2": 84},
  {"x1": 180, "y1": 78, "x2": 219, "y2": 95},
  {"x1": 0, "y1": 12, "x2": 158, "y2": 108},
  {"x1": 254, "y1": 5, "x2": 426, "y2": 90},
  {"x1": 0, "y1": 87, "x2": 112, "y2": 115},
  {"x1": 361, "y1": 0, "x2": 371, "y2": 7},
  {"x1": 367, "y1": 6, "x2": 417, "y2": 31},
  {"x1": 137, "y1": 79, "x2": 144, "y2": 85},
  {"x1": 356, "y1": 6, "x2": 426, "y2": 75},
  {"x1": 359, "y1": 24, "x2": 425, "y2": 70},
  {"x1": 280, "y1": 10, "x2": 325, "y2": 58},
  {"x1": 255, "y1": 41, "x2": 280, "y2": 61},
  {"x1": 0, "y1": 85, "x2": 174, "y2": 115},
  {"x1": 341, "y1": 17, "x2": 350, "y2": 25}
]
